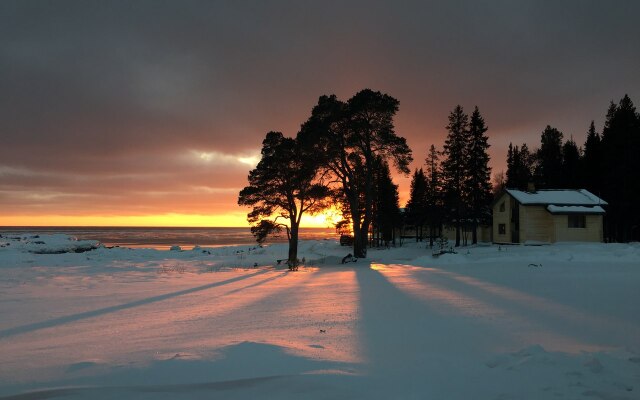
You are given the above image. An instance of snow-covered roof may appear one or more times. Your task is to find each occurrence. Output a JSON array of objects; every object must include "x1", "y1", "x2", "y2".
[
  {"x1": 546, "y1": 205, "x2": 606, "y2": 214},
  {"x1": 505, "y1": 189, "x2": 607, "y2": 206}
]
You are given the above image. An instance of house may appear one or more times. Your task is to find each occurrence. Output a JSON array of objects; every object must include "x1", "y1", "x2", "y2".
[{"x1": 493, "y1": 189, "x2": 607, "y2": 244}]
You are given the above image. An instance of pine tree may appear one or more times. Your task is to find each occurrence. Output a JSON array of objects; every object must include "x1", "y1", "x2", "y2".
[
  {"x1": 604, "y1": 101, "x2": 617, "y2": 131},
  {"x1": 374, "y1": 159, "x2": 401, "y2": 246},
  {"x1": 561, "y1": 137, "x2": 581, "y2": 189},
  {"x1": 506, "y1": 143, "x2": 516, "y2": 188},
  {"x1": 441, "y1": 105, "x2": 469, "y2": 247},
  {"x1": 464, "y1": 106, "x2": 492, "y2": 244},
  {"x1": 582, "y1": 120, "x2": 602, "y2": 194},
  {"x1": 406, "y1": 168, "x2": 428, "y2": 241},
  {"x1": 238, "y1": 131, "x2": 329, "y2": 269},
  {"x1": 506, "y1": 142, "x2": 533, "y2": 190},
  {"x1": 534, "y1": 125, "x2": 564, "y2": 189},
  {"x1": 299, "y1": 90, "x2": 412, "y2": 257},
  {"x1": 425, "y1": 145, "x2": 443, "y2": 247},
  {"x1": 518, "y1": 143, "x2": 534, "y2": 189},
  {"x1": 600, "y1": 95, "x2": 640, "y2": 241}
]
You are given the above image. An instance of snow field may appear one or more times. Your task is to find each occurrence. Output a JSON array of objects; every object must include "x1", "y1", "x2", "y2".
[{"x1": 0, "y1": 235, "x2": 639, "y2": 399}]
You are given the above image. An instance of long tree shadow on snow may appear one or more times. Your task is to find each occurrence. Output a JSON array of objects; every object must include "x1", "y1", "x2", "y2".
[
  {"x1": 400, "y1": 267, "x2": 640, "y2": 351},
  {"x1": 353, "y1": 263, "x2": 516, "y2": 397},
  {"x1": 0, "y1": 269, "x2": 272, "y2": 339}
]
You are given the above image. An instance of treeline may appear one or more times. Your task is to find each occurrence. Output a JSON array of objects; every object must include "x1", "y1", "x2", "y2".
[
  {"x1": 404, "y1": 105, "x2": 492, "y2": 248},
  {"x1": 502, "y1": 94, "x2": 640, "y2": 242},
  {"x1": 239, "y1": 91, "x2": 639, "y2": 269}
]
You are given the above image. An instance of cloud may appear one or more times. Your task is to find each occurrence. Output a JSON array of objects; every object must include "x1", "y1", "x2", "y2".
[
  {"x1": 1, "y1": 1, "x2": 639, "y2": 221},
  {"x1": 189, "y1": 150, "x2": 259, "y2": 168}
]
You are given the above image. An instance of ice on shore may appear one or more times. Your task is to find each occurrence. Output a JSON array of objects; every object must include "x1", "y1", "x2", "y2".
[{"x1": 0, "y1": 233, "x2": 100, "y2": 254}]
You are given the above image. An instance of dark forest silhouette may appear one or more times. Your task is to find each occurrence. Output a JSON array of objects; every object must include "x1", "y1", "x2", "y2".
[
  {"x1": 405, "y1": 106, "x2": 492, "y2": 247},
  {"x1": 505, "y1": 95, "x2": 640, "y2": 242},
  {"x1": 240, "y1": 92, "x2": 640, "y2": 264}
]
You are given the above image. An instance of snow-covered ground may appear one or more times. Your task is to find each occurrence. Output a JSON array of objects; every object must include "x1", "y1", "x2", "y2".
[{"x1": 1, "y1": 234, "x2": 639, "y2": 399}]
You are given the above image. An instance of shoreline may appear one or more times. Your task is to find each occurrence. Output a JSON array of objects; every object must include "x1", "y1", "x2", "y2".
[{"x1": 0, "y1": 227, "x2": 338, "y2": 251}]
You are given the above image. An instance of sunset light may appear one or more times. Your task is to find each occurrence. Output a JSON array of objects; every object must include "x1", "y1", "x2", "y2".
[
  {"x1": 1, "y1": 2, "x2": 639, "y2": 398},
  {"x1": 300, "y1": 207, "x2": 343, "y2": 228},
  {"x1": 1, "y1": 213, "x2": 247, "y2": 227},
  {"x1": 2, "y1": 211, "x2": 342, "y2": 228}
]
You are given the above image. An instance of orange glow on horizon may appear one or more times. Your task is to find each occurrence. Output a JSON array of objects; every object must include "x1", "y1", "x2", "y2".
[
  {"x1": 300, "y1": 206, "x2": 343, "y2": 228},
  {"x1": 0, "y1": 213, "x2": 247, "y2": 227},
  {"x1": 1, "y1": 209, "x2": 343, "y2": 228}
]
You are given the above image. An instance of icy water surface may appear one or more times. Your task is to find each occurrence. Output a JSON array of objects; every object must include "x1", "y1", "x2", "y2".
[{"x1": 0, "y1": 226, "x2": 336, "y2": 250}]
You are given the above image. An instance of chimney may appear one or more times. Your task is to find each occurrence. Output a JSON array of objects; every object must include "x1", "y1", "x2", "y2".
[{"x1": 527, "y1": 182, "x2": 536, "y2": 192}]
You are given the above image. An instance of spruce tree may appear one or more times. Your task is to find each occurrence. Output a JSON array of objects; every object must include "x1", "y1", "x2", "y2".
[
  {"x1": 506, "y1": 143, "x2": 533, "y2": 190},
  {"x1": 465, "y1": 106, "x2": 492, "y2": 244},
  {"x1": 534, "y1": 125, "x2": 564, "y2": 189},
  {"x1": 506, "y1": 143, "x2": 516, "y2": 188},
  {"x1": 582, "y1": 120, "x2": 602, "y2": 194},
  {"x1": 425, "y1": 145, "x2": 442, "y2": 247},
  {"x1": 406, "y1": 168, "x2": 428, "y2": 241},
  {"x1": 441, "y1": 105, "x2": 469, "y2": 247},
  {"x1": 561, "y1": 137, "x2": 581, "y2": 189},
  {"x1": 600, "y1": 95, "x2": 640, "y2": 241},
  {"x1": 374, "y1": 159, "x2": 401, "y2": 246},
  {"x1": 518, "y1": 143, "x2": 534, "y2": 189}
]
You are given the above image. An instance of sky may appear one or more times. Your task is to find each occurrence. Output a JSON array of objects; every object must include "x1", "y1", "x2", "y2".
[{"x1": 1, "y1": 0, "x2": 639, "y2": 227}]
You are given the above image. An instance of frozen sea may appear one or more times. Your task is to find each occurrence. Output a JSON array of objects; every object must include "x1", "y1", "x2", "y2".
[{"x1": 0, "y1": 226, "x2": 336, "y2": 250}]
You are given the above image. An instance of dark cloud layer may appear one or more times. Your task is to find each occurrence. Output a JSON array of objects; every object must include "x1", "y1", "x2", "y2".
[{"x1": 1, "y1": 0, "x2": 639, "y2": 222}]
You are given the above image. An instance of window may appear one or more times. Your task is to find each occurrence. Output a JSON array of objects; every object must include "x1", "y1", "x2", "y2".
[
  {"x1": 499, "y1": 202, "x2": 505, "y2": 212},
  {"x1": 498, "y1": 224, "x2": 506, "y2": 235},
  {"x1": 568, "y1": 215, "x2": 586, "y2": 228}
]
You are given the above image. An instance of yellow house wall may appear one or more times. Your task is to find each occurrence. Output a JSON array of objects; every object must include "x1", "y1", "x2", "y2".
[
  {"x1": 491, "y1": 192, "x2": 605, "y2": 244},
  {"x1": 492, "y1": 192, "x2": 512, "y2": 243},
  {"x1": 478, "y1": 225, "x2": 492, "y2": 242},
  {"x1": 553, "y1": 214, "x2": 603, "y2": 242},
  {"x1": 520, "y1": 205, "x2": 554, "y2": 243}
]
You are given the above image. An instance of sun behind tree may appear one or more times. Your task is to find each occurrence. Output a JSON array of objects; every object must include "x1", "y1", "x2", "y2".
[
  {"x1": 238, "y1": 131, "x2": 329, "y2": 270},
  {"x1": 298, "y1": 89, "x2": 412, "y2": 258}
]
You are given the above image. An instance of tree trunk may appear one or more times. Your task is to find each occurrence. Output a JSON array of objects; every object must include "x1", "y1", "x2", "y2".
[
  {"x1": 352, "y1": 223, "x2": 366, "y2": 258},
  {"x1": 472, "y1": 219, "x2": 478, "y2": 245},
  {"x1": 455, "y1": 195, "x2": 462, "y2": 247},
  {"x1": 429, "y1": 224, "x2": 434, "y2": 248},
  {"x1": 287, "y1": 224, "x2": 299, "y2": 270},
  {"x1": 392, "y1": 226, "x2": 395, "y2": 247},
  {"x1": 360, "y1": 215, "x2": 371, "y2": 258},
  {"x1": 360, "y1": 229, "x2": 369, "y2": 257},
  {"x1": 351, "y1": 217, "x2": 368, "y2": 258}
]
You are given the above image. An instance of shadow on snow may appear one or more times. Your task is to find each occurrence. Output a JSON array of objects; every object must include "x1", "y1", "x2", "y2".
[{"x1": 0, "y1": 269, "x2": 272, "y2": 339}]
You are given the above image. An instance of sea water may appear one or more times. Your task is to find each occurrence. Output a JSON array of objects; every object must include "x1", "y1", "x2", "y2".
[{"x1": 0, "y1": 226, "x2": 337, "y2": 250}]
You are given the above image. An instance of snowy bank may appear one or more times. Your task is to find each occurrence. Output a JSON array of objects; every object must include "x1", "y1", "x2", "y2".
[{"x1": 0, "y1": 233, "x2": 100, "y2": 254}]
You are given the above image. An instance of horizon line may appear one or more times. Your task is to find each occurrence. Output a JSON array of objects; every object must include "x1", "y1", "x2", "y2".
[{"x1": 0, "y1": 225, "x2": 336, "y2": 229}]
